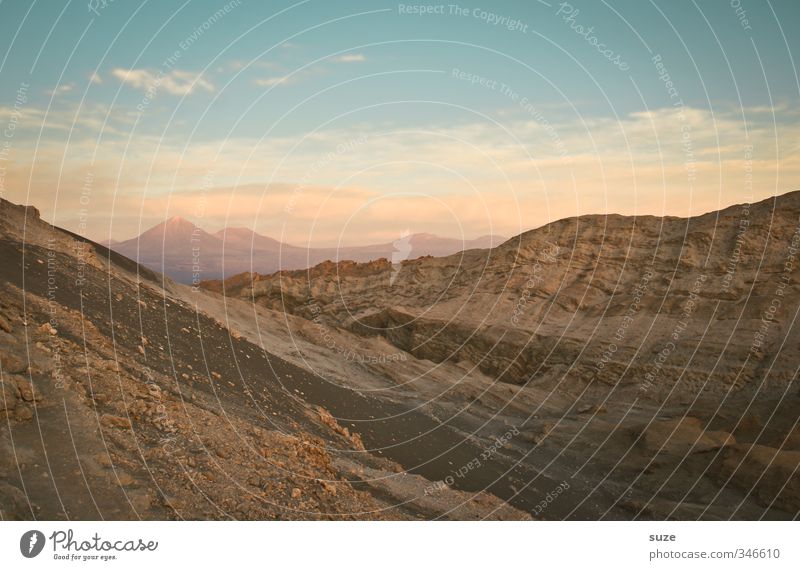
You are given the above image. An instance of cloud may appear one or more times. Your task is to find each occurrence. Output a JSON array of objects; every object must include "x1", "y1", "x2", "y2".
[
  {"x1": 112, "y1": 68, "x2": 214, "y2": 96},
  {"x1": 89, "y1": 72, "x2": 102, "y2": 85},
  {"x1": 253, "y1": 75, "x2": 296, "y2": 88},
  {"x1": 329, "y1": 53, "x2": 366, "y2": 63},
  {"x1": 249, "y1": 54, "x2": 362, "y2": 89},
  {"x1": 46, "y1": 84, "x2": 73, "y2": 96},
  {"x1": 252, "y1": 66, "x2": 326, "y2": 88},
  {"x1": 3, "y1": 104, "x2": 798, "y2": 245},
  {"x1": 225, "y1": 59, "x2": 283, "y2": 72},
  {"x1": 0, "y1": 99, "x2": 141, "y2": 140}
]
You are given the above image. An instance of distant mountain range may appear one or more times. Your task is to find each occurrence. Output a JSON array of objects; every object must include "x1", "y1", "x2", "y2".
[{"x1": 110, "y1": 216, "x2": 506, "y2": 283}]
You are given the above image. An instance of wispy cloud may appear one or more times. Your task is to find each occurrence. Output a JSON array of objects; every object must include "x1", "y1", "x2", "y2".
[
  {"x1": 252, "y1": 66, "x2": 326, "y2": 88},
  {"x1": 4, "y1": 104, "x2": 798, "y2": 244},
  {"x1": 329, "y1": 53, "x2": 366, "y2": 63},
  {"x1": 253, "y1": 75, "x2": 296, "y2": 88},
  {"x1": 224, "y1": 59, "x2": 283, "y2": 72},
  {"x1": 112, "y1": 68, "x2": 214, "y2": 96},
  {"x1": 46, "y1": 84, "x2": 74, "y2": 96}
]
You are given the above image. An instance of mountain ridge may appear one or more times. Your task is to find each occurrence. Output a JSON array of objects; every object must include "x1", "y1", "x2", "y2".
[{"x1": 111, "y1": 216, "x2": 506, "y2": 283}]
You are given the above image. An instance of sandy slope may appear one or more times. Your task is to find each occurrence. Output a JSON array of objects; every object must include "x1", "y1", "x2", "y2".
[
  {"x1": 0, "y1": 199, "x2": 527, "y2": 521},
  {"x1": 206, "y1": 191, "x2": 800, "y2": 520}
]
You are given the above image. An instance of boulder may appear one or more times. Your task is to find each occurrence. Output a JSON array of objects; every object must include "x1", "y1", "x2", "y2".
[
  {"x1": 639, "y1": 417, "x2": 735, "y2": 455},
  {"x1": 12, "y1": 375, "x2": 42, "y2": 402},
  {"x1": 712, "y1": 444, "x2": 800, "y2": 513}
]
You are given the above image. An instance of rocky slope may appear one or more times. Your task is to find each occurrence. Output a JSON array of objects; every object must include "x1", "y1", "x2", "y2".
[
  {"x1": 204, "y1": 191, "x2": 800, "y2": 520},
  {"x1": 0, "y1": 198, "x2": 527, "y2": 521}
]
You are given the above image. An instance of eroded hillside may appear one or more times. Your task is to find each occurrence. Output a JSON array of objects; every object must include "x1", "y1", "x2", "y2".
[
  {"x1": 0, "y1": 199, "x2": 527, "y2": 521},
  {"x1": 204, "y1": 192, "x2": 800, "y2": 519}
]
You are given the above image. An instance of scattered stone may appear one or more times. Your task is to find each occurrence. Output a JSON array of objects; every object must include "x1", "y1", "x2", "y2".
[
  {"x1": 291, "y1": 487, "x2": 302, "y2": 499},
  {"x1": 95, "y1": 453, "x2": 113, "y2": 467},
  {"x1": 128, "y1": 491, "x2": 152, "y2": 513},
  {"x1": 101, "y1": 414, "x2": 132, "y2": 430},
  {"x1": 0, "y1": 315, "x2": 12, "y2": 333},
  {"x1": 316, "y1": 406, "x2": 366, "y2": 450},
  {"x1": 522, "y1": 422, "x2": 554, "y2": 445},
  {"x1": 14, "y1": 405, "x2": 33, "y2": 422},
  {"x1": 39, "y1": 323, "x2": 57, "y2": 335},
  {"x1": 0, "y1": 348, "x2": 28, "y2": 374},
  {"x1": 12, "y1": 375, "x2": 42, "y2": 402},
  {"x1": 0, "y1": 380, "x2": 19, "y2": 412},
  {"x1": 116, "y1": 472, "x2": 136, "y2": 486}
]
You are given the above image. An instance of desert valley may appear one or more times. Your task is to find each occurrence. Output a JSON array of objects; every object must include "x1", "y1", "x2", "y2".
[{"x1": 2, "y1": 191, "x2": 799, "y2": 520}]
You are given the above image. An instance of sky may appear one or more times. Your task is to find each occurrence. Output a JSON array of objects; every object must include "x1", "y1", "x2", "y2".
[{"x1": 0, "y1": 0, "x2": 798, "y2": 246}]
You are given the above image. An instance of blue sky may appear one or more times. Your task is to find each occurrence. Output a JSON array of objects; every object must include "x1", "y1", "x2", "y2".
[{"x1": 1, "y1": 0, "x2": 798, "y2": 245}]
